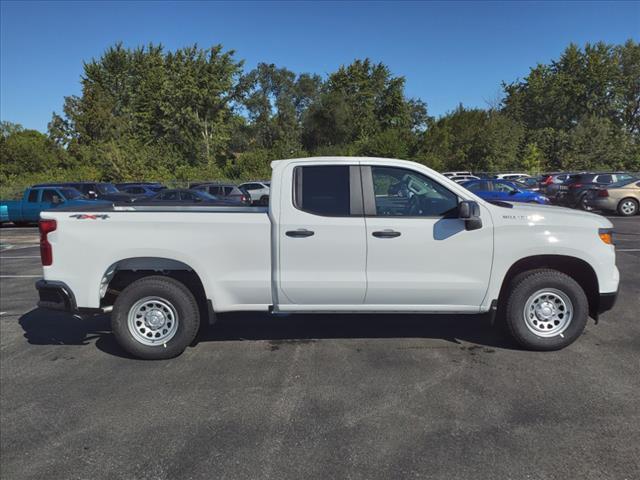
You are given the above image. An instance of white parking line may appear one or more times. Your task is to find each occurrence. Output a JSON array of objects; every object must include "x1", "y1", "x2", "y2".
[
  {"x1": 617, "y1": 248, "x2": 640, "y2": 252},
  {"x1": 0, "y1": 256, "x2": 40, "y2": 259}
]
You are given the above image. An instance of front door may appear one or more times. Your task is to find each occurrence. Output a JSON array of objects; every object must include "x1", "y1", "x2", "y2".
[
  {"x1": 277, "y1": 163, "x2": 367, "y2": 307},
  {"x1": 362, "y1": 165, "x2": 493, "y2": 311}
]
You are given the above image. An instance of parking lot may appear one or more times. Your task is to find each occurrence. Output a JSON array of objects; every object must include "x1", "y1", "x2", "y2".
[{"x1": 1, "y1": 217, "x2": 639, "y2": 480}]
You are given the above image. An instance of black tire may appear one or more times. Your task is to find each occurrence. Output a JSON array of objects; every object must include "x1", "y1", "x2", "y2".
[
  {"x1": 577, "y1": 193, "x2": 591, "y2": 211},
  {"x1": 504, "y1": 269, "x2": 588, "y2": 351},
  {"x1": 259, "y1": 195, "x2": 269, "y2": 206},
  {"x1": 617, "y1": 197, "x2": 639, "y2": 217},
  {"x1": 111, "y1": 275, "x2": 200, "y2": 359}
]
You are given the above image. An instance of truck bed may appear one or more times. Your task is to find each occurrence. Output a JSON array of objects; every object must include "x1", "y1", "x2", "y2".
[{"x1": 41, "y1": 205, "x2": 273, "y2": 311}]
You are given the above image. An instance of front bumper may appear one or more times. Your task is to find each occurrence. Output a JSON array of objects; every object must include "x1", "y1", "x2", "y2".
[{"x1": 35, "y1": 280, "x2": 77, "y2": 312}]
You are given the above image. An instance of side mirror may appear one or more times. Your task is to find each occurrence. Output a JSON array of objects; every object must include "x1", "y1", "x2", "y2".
[
  {"x1": 88, "y1": 191, "x2": 97, "y2": 199},
  {"x1": 509, "y1": 190, "x2": 518, "y2": 195},
  {"x1": 52, "y1": 195, "x2": 62, "y2": 205},
  {"x1": 458, "y1": 200, "x2": 482, "y2": 231}
]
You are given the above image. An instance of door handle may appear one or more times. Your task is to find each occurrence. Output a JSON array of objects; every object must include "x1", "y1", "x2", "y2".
[
  {"x1": 372, "y1": 230, "x2": 401, "y2": 238},
  {"x1": 286, "y1": 229, "x2": 315, "y2": 238}
]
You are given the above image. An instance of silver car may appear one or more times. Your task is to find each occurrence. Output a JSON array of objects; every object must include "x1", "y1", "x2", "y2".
[{"x1": 586, "y1": 178, "x2": 640, "y2": 216}]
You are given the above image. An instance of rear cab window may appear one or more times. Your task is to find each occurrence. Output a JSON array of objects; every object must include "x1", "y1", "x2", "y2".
[{"x1": 293, "y1": 165, "x2": 353, "y2": 216}]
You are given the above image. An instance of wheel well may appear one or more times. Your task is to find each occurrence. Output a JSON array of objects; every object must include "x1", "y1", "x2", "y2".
[
  {"x1": 100, "y1": 257, "x2": 212, "y2": 324},
  {"x1": 497, "y1": 255, "x2": 600, "y2": 318}
]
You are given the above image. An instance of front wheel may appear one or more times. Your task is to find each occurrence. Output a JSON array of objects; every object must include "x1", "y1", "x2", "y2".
[
  {"x1": 617, "y1": 198, "x2": 638, "y2": 216},
  {"x1": 504, "y1": 269, "x2": 588, "y2": 351},
  {"x1": 111, "y1": 276, "x2": 201, "y2": 359}
]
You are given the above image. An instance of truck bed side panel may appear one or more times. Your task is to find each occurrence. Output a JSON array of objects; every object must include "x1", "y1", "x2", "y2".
[{"x1": 41, "y1": 210, "x2": 272, "y2": 311}]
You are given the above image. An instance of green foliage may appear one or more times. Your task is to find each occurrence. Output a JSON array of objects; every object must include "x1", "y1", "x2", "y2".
[
  {"x1": 502, "y1": 40, "x2": 640, "y2": 171},
  {"x1": 2, "y1": 40, "x2": 638, "y2": 194}
]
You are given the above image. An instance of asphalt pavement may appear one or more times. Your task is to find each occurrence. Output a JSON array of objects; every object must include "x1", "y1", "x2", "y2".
[{"x1": 1, "y1": 217, "x2": 639, "y2": 480}]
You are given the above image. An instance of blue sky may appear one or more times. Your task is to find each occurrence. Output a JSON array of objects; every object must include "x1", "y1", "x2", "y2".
[{"x1": 1, "y1": 0, "x2": 638, "y2": 132}]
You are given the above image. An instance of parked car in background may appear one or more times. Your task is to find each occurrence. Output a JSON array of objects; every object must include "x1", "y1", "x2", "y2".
[
  {"x1": 461, "y1": 179, "x2": 550, "y2": 204},
  {"x1": 557, "y1": 173, "x2": 635, "y2": 210},
  {"x1": 442, "y1": 171, "x2": 472, "y2": 178},
  {"x1": 585, "y1": 178, "x2": 640, "y2": 216},
  {"x1": 35, "y1": 182, "x2": 134, "y2": 202},
  {"x1": 449, "y1": 174, "x2": 480, "y2": 183},
  {"x1": 116, "y1": 182, "x2": 165, "y2": 189},
  {"x1": 238, "y1": 181, "x2": 270, "y2": 205},
  {"x1": 0, "y1": 186, "x2": 111, "y2": 225},
  {"x1": 139, "y1": 189, "x2": 241, "y2": 205},
  {"x1": 494, "y1": 173, "x2": 531, "y2": 180},
  {"x1": 191, "y1": 183, "x2": 251, "y2": 205},
  {"x1": 513, "y1": 176, "x2": 541, "y2": 192},
  {"x1": 0, "y1": 203, "x2": 9, "y2": 224},
  {"x1": 118, "y1": 183, "x2": 166, "y2": 198}
]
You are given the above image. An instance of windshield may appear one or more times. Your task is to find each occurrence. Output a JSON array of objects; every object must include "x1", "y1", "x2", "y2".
[
  {"x1": 96, "y1": 183, "x2": 119, "y2": 194},
  {"x1": 59, "y1": 188, "x2": 85, "y2": 200}
]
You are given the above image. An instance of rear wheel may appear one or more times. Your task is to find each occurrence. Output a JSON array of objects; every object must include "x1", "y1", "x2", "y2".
[
  {"x1": 504, "y1": 269, "x2": 588, "y2": 351},
  {"x1": 617, "y1": 198, "x2": 638, "y2": 216},
  {"x1": 259, "y1": 195, "x2": 269, "y2": 206},
  {"x1": 111, "y1": 276, "x2": 200, "y2": 359},
  {"x1": 578, "y1": 194, "x2": 591, "y2": 211}
]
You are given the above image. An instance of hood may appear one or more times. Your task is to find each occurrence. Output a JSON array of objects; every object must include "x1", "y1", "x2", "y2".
[{"x1": 492, "y1": 201, "x2": 613, "y2": 229}]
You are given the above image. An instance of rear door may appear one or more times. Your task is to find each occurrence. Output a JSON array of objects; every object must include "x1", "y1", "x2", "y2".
[
  {"x1": 277, "y1": 163, "x2": 367, "y2": 306},
  {"x1": 361, "y1": 165, "x2": 493, "y2": 310}
]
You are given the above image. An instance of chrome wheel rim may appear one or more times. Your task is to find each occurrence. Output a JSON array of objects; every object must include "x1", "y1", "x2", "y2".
[
  {"x1": 523, "y1": 288, "x2": 573, "y2": 337},
  {"x1": 127, "y1": 296, "x2": 178, "y2": 346},
  {"x1": 621, "y1": 200, "x2": 636, "y2": 215}
]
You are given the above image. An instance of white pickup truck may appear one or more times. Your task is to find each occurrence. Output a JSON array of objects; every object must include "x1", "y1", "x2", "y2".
[{"x1": 36, "y1": 157, "x2": 619, "y2": 359}]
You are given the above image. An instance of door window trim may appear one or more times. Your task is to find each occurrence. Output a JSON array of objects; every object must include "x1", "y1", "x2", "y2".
[
  {"x1": 360, "y1": 165, "x2": 460, "y2": 218},
  {"x1": 292, "y1": 164, "x2": 364, "y2": 217}
]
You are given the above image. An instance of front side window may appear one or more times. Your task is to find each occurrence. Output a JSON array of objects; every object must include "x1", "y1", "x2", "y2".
[
  {"x1": 493, "y1": 182, "x2": 517, "y2": 193},
  {"x1": 294, "y1": 165, "x2": 351, "y2": 216},
  {"x1": 41, "y1": 189, "x2": 58, "y2": 202},
  {"x1": 59, "y1": 188, "x2": 84, "y2": 200},
  {"x1": 371, "y1": 166, "x2": 458, "y2": 217},
  {"x1": 157, "y1": 191, "x2": 179, "y2": 201},
  {"x1": 97, "y1": 184, "x2": 119, "y2": 194}
]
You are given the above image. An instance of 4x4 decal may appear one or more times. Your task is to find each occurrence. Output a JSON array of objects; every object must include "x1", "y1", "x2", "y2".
[{"x1": 70, "y1": 214, "x2": 110, "y2": 220}]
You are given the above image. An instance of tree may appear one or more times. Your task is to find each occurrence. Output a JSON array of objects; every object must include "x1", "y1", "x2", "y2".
[{"x1": 0, "y1": 129, "x2": 70, "y2": 176}]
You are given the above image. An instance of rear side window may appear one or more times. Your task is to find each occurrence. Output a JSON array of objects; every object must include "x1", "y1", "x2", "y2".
[
  {"x1": 28, "y1": 190, "x2": 39, "y2": 202},
  {"x1": 596, "y1": 174, "x2": 612, "y2": 184},
  {"x1": 294, "y1": 166, "x2": 351, "y2": 216},
  {"x1": 465, "y1": 181, "x2": 482, "y2": 192}
]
